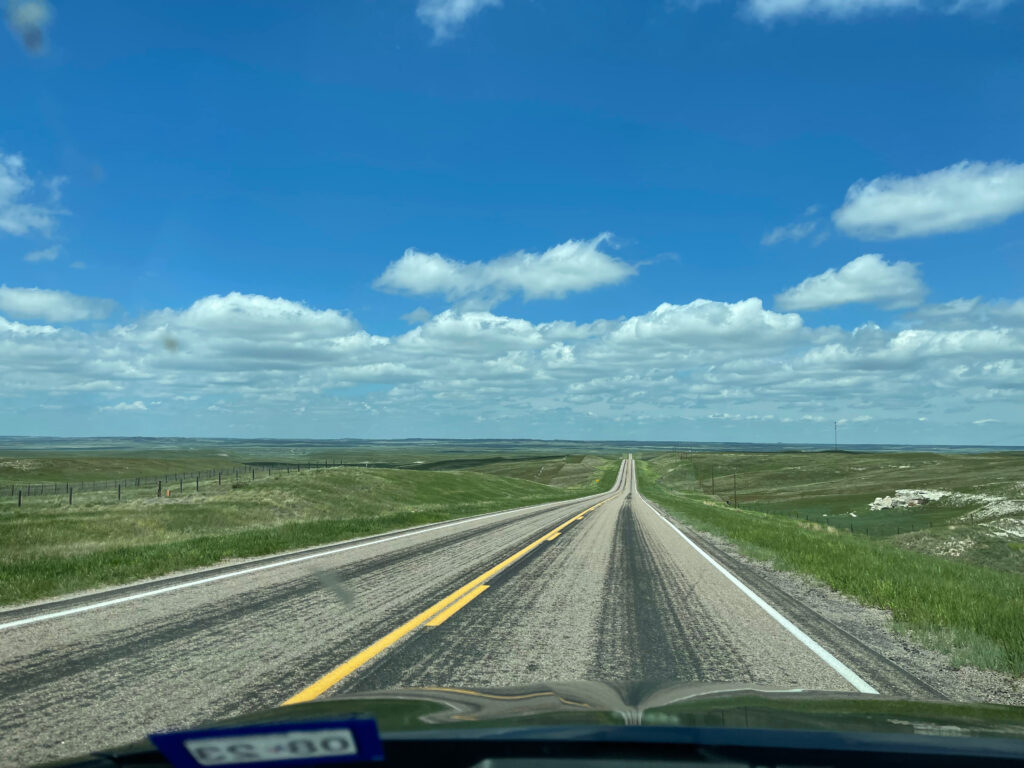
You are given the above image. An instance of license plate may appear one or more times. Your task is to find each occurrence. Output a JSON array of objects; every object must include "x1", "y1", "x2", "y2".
[
  {"x1": 184, "y1": 727, "x2": 358, "y2": 765},
  {"x1": 150, "y1": 719, "x2": 383, "y2": 768}
]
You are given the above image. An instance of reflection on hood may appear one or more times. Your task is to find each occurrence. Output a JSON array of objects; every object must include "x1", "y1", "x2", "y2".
[{"x1": 237, "y1": 679, "x2": 1024, "y2": 741}]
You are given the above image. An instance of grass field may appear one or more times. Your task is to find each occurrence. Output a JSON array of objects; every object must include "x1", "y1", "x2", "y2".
[
  {"x1": 649, "y1": 450, "x2": 1024, "y2": 574},
  {"x1": 0, "y1": 437, "x2": 627, "y2": 486},
  {"x1": 0, "y1": 454, "x2": 619, "y2": 608},
  {"x1": 637, "y1": 453, "x2": 1024, "y2": 676}
]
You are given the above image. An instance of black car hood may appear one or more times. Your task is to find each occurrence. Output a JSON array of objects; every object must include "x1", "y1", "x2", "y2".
[{"x1": 222, "y1": 680, "x2": 1024, "y2": 741}]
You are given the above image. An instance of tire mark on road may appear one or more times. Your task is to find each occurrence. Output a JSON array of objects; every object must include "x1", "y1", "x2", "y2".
[{"x1": 593, "y1": 497, "x2": 753, "y2": 683}]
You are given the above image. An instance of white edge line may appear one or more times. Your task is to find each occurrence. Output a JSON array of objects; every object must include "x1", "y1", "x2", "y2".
[
  {"x1": 1, "y1": 464, "x2": 628, "y2": 633},
  {"x1": 632, "y1": 464, "x2": 878, "y2": 695}
]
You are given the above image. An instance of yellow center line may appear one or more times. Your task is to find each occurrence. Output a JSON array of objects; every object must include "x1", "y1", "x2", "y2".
[
  {"x1": 425, "y1": 584, "x2": 489, "y2": 627},
  {"x1": 282, "y1": 497, "x2": 610, "y2": 705},
  {"x1": 545, "y1": 531, "x2": 561, "y2": 541}
]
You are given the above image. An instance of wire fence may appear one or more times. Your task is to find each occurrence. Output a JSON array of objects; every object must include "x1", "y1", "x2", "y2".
[{"x1": 3, "y1": 458, "x2": 350, "y2": 508}]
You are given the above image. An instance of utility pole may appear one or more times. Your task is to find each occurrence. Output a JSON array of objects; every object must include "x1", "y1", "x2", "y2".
[{"x1": 834, "y1": 420, "x2": 838, "y2": 452}]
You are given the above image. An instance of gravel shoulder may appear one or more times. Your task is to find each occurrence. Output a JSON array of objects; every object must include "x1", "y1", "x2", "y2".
[{"x1": 664, "y1": 519, "x2": 1024, "y2": 707}]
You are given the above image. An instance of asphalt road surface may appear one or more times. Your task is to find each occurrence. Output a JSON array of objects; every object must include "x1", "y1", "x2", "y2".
[{"x1": 0, "y1": 458, "x2": 938, "y2": 766}]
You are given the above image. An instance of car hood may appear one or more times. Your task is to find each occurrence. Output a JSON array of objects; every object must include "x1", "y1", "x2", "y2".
[{"x1": 222, "y1": 680, "x2": 1024, "y2": 741}]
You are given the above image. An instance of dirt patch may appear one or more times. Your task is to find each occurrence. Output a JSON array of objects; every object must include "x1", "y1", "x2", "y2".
[
  {"x1": 956, "y1": 493, "x2": 1024, "y2": 522},
  {"x1": 869, "y1": 489, "x2": 949, "y2": 510},
  {"x1": 0, "y1": 458, "x2": 42, "y2": 472}
]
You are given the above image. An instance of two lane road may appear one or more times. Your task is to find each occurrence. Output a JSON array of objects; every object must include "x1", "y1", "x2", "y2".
[{"x1": 0, "y1": 458, "x2": 933, "y2": 766}]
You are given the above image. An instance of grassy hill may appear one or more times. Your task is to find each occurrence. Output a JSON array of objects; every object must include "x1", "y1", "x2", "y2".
[{"x1": 0, "y1": 456, "x2": 618, "y2": 608}]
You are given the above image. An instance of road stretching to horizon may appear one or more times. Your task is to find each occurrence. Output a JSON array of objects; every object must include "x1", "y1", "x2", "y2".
[{"x1": 0, "y1": 457, "x2": 939, "y2": 766}]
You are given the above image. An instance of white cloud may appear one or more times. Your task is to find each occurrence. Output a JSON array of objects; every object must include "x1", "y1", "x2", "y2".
[
  {"x1": 745, "y1": 0, "x2": 916, "y2": 21},
  {"x1": 950, "y1": 0, "x2": 1013, "y2": 9},
  {"x1": 775, "y1": 254, "x2": 927, "y2": 311},
  {"x1": 0, "y1": 152, "x2": 59, "y2": 236},
  {"x1": 416, "y1": 0, "x2": 500, "y2": 40},
  {"x1": 761, "y1": 221, "x2": 817, "y2": 245},
  {"x1": 973, "y1": 418, "x2": 999, "y2": 425},
  {"x1": 402, "y1": 307, "x2": 432, "y2": 325},
  {"x1": 70, "y1": 260, "x2": 86, "y2": 269},
  {"x1": 45, "y1": 175, "x2": 67, "y2": 202},
  {"x1": 24, "y1": 245, "x2": 59, "y2": 262},
  {"x1": 0, "y1": 285, "x2": 116, "y2": 322},
  {"x1": 802, "y1": 327, "x2": 1020, "y2": 372},
  {"x1": 374, "y1": 234, "x2": 636, "y2": 308},
  {"x1": 608, "y1": 298, "x2": 805, "y2": 347},
  {"x1": 0, "y1": 286, "x2": 1021, "y2": 441},
  {"x1": 396, "y1": 309, "x2": 546, "y2": 353},
  {"x1": 912, "y1": 297, "x2": 1024, "y2": 329},
  {"x1": 681, "y1": 0, "x2": 1015, "y2": 22},
  {"x1": 130, "y1": 293, "x2": 384, "y2": 376},
  {"x1": 741, "y1": 0, "x2": 1018, "y2": 19},
  {"x1": 100, "y1": 400, "x2": 147, "y2": 412},
  {"x1": 147, "y1": 292, "x2": 358, "y2": 339},
  {"x1": 833, "y1": 160, "x2": 1024, "y2": 240}
]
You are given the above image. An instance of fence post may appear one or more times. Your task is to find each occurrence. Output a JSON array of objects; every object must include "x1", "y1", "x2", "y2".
[
  {"x1": 179, "y1": 478, "x2": 183, "y2": 492},
  {"x1": 118, "y1": 484, "x2": 121, "y2": 501},
  {"x1": 18, "y1": 490, "x2": 21, "y2": 507},
  {"x1": 218, "y1": 472, "x2": 222, "y2": 485},
  {"x1": 196, "y1": 476, "x2": 199, "y2": 491},
  {"x1": 158, "y1": 480, "x2": 162, "y2": 497},
  {"x1": 69, "y1": 487, "x2": 73, "y2": 505}
]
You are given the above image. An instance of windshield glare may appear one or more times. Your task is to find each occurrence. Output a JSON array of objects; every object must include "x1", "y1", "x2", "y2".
[{"x1": 1, "y1": 1, "x2": 1023, "y2": 766}]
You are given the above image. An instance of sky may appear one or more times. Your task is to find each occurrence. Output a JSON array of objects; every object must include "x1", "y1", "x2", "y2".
[{"x1": 1, "y1": 0, "x2": 1022, "y2": 445}]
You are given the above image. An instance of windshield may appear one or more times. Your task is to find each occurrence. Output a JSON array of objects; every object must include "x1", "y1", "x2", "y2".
[{"x1": 1, "y1": 1, "x2": 1023, "y2": 766}]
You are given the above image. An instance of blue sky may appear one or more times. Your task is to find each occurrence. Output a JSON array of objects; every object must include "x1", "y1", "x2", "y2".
[{"x1": 1, "y1": 0, "x2": 1022, "y2": 444}]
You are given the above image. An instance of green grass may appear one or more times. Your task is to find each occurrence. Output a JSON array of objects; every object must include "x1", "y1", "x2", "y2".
[
  {"x1": 644, "y1": 449, "x2": 1024, "y2": 575},
  {"x1": 637, "y1": 457, "x2": 1024, "y2": 676},
  {"x1": 0, "y1": 456, "x2": 618, "y2": 608},
  {"x1": 0, "y1": 453, "x2": 246, "y2": 487},
  {"x1": 0, "y1": 437, "x2": 629, "y2": 485},
  {"x1": 464, "y1": 454, "x2": 612, "y2": 487}
]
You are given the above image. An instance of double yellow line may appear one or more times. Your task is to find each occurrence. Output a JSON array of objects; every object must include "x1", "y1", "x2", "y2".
[{"x1": 283, "y1": 498, "x2": 609, "y2": 705}]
